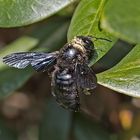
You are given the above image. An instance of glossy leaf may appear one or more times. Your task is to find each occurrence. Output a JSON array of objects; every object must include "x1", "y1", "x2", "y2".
[
  {"x1": 92, "y1": 40, "x2": 135, "y2": 73},
  {"x1": 101, "y1": 0, "x2": 140, "y2": 43},
  {"x1": 39, "y1": 99, "x2": 72, "y2": 140},
  {"x1": 0, "y1": 19, "x2": 69, "y2": 98},
  {"x1": 97, "y1": 44, "x2": 140, "y2": 97},
  {"x1": 68, "y1": 0, "x2": 117, "y2": 62},
  {"x1": 74, "y1": 114, "x2": 110, "y2": 140},
  {"x1": 0, "y1": 0, "x2": 74, "y2": 27}
]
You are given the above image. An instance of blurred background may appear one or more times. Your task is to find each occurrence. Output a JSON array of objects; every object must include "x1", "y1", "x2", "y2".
[{"x1": 0, "y1": 2, "x2": 140, "y2": 140}]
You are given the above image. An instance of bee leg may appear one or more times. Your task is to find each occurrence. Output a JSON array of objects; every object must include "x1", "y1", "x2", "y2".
[
  {"x1": 83, "y1": 88, "x2": 93, "y2": 95},
  {"x1": 47, "y1": 66, "x2": 55, "y2": 76},
  {"x1": 51, "y1": 66, "x2": 59, "y2": 97}
]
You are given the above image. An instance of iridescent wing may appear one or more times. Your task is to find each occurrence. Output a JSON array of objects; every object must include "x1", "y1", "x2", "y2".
[
  {"x1": 75, "y1": 63, "x2": 97, "y2": 95},
  {"x1": 3, "y1": 51, "x2": 59, "y2": 72}
]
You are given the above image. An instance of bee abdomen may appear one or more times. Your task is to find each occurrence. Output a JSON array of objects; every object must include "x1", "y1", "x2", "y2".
[
  {"x1": 52, "y1": 69, "x2": 80, "y2": 111},
  {"x1": 56, "y1": 90, "x2": 80, "y2": 111},
  {"x1": 56, "y1": 72, "x2": 74, "y2": 89},
  {"x1": 56, "y1": 79, "x2": 73, "y2": 85}
]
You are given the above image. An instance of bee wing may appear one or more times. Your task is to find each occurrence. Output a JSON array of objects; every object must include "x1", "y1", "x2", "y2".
[
  {"x1": 75, "y1": 64, "x2": 97, "y2": 94},
  {"x1": 3, "y1": 51, "x2": 59, "y2": 72}
]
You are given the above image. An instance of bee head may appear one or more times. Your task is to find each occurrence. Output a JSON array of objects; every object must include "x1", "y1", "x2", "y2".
[
  {"x1": 77, "y1": 36, "x2": 94, "y2": 47},
  {"x1": 76, "y1": 36, "x2": 96, "y2": 60},
  {"x1": 77, "y1": 36, "x2": 94, "y2": 49}
]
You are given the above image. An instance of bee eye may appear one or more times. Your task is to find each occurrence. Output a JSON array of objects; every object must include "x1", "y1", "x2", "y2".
[
  {"x1": 83, "y1": 39, "x2": 93, "y2": 46},
  {"x1": 85, "y1": 40, "x2": 91, "y2": 44},
  {"x1": 83, "y1": 39, "x2": 94, "y2": 50}
]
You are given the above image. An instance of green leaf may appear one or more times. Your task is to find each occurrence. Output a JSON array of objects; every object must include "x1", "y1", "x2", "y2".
[
  {"x1": 39, "y1": 99, "x2": 72, "y2": 140},
  {"x1": 0, "y1": 0, "x2": 74, "y2": 27},
  {"x1": 0, "y1": 119, "x2": 17, "y2": 140},
  {"x1": 0, "y1": 19, "x2": 69, "y2": 98},
  {"x1": 68, "y1": 0, "x2": 117, "y2": 62},
  {"x1": 97, "y1": 44, "x2": 140, "y2": 97},
  {"x1": 92, "y1": 40, "x2": 135, "y2": 73},
  {"x1": 0, "y1": 68, "x2": 33, "y2": 98},
  {"x1": 74, "y1": 114, "x2": 110, "y2": 140},
  {"x1": 101, "y1": 0, "x2": 140, "y2": 43}
]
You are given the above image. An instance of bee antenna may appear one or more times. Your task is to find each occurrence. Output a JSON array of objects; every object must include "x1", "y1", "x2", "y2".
[{"x1": 88, "y1": 35, "x2": 112, "y2": 42}]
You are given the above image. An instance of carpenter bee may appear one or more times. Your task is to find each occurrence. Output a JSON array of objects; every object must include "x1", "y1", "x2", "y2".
[{"x1": 3, "y1": 36, "x2": 111, "y2": 112}]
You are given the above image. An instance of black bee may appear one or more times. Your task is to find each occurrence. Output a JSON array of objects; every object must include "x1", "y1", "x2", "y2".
[{"x1": 3, "y1": 36, "x2": 110, "y2": 111}]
